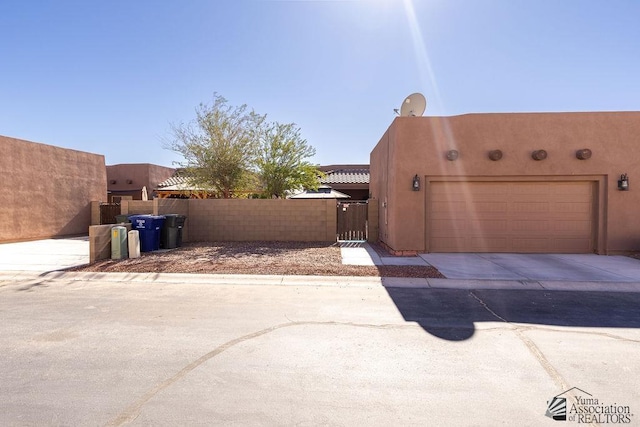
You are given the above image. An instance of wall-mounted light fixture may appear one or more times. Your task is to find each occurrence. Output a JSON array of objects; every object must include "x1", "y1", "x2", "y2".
[
  {"x1": 412, "y1": 174, "x2": 420, "y2": 191},
  {"x1": 126, "y1": 179, "x2": 133, "y2": 184},
  {"x1": 446, "y1": 150, "x2": 459, "y2": 161},
  {"x1": 618, "y1": 173, "x2": 629, "y2": 191},
  {"x1": 109, "y1": 180, "x2": 117, "y2": 185}
]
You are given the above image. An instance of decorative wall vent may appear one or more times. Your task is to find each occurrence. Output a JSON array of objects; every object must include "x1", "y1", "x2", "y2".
[
  {"x1": 488, "y1": 150, "x2": 503, "y2": 161},
  {"x1": 576, "y1": 149, "x2": 592, "y2": 160},
  {"x1": 532, "y1": 150, "x2": 548, "y2": 161},
  {"x1": 446, "y1": 150, "x2": 459, "y2": 161}
]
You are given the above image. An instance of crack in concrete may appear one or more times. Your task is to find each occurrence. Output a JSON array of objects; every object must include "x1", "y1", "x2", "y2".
[
  {"x1": 516, "y1": 325, "x2": 640, "y2": 344},
  {"x1": 474, "y1": 324, "x2": 640, "y2": 345},
  {"x1": 468, "y1": 291, "x2": 640, "y2": 344},
  {"x1": 105, "y1": 320, "x2": 420, "y2": 426},
  {"x1": 469, "y1": 291, "x2": 570, "y2": 391}
]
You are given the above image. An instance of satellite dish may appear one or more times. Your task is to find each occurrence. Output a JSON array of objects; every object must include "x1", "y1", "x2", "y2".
[{"x1": 399, "y1": 92, "x2": 426, "y2": 117}]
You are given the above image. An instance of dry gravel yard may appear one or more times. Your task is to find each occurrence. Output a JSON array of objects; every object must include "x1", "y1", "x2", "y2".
[{"x1": 71, "y1": 241, "x2": 444, "y2": 278}]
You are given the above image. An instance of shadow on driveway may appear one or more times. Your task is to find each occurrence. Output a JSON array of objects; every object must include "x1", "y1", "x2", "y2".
[{"x1": 385, "y1": 287, "x2": 640, "y2": 341}]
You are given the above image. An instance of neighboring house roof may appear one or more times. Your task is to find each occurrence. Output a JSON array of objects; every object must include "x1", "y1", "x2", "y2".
[
  {"x1": 319, "y1": 165, "x2": 370, "y2": 185},
  {"x1": 157, "y1": 176, "x2": 185, "y2": 188},
  {"x1": 155, "y1": 165, "x2": 371, "y2": 194},
  {"x1": 289, "y1": 186, "x2": 351, "y2": 199},
  {"x1": 156, "y1": 176, "x2": 212, "y2": 192}
]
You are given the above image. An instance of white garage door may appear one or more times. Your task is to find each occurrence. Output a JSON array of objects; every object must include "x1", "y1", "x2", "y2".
[{"x1": 428, "y1": 181, "x2": 595, "y2": 253}]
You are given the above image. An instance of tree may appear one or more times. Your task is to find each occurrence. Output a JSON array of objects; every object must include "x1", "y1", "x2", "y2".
[
  {"x1": 257, "y1": 122, "x2": 323, "y2": 198},
  {"x1": 167, "y1": 94, "x2": 265, "y2": 198}
]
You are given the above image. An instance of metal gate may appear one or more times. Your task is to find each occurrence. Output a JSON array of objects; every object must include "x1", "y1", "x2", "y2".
[
  {"x1": 100, "y1": 203, "x2": 120, "y2": 224},
  {"x1": 337, "y1": 202, "x2": 368, "y2": 240}
]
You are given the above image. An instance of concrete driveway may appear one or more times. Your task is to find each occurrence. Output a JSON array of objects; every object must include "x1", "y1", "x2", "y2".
[
  {"x1": 0, "y1": 237, "x2": 89, "y2": 275},
  {"x1": 419, "y1": 253, "x2": 640, "y2": 282},
  {"x1": 341, "y1": 243, "x2": 640, "y2": 282}
]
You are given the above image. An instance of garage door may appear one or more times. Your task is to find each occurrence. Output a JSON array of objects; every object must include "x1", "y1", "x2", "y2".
[{"x1": 428, "y1": 181, "x2": 595, "y2": 253}]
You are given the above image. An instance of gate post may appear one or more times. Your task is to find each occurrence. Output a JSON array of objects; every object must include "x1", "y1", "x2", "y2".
[
  {"x1": 326, "y1": 199, "x2": 337, "y2": 241},
  {"x1": 90, "y1": 201, "x2": 101, "y2": 225}
]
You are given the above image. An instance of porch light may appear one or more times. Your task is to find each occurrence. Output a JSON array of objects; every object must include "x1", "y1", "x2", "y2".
[
  {"x1": 618, "y1": 173, "x2": 629, "y2": 191},
  {"x1": 412, "y1": 174, "x2": 420, "y2": 191}
]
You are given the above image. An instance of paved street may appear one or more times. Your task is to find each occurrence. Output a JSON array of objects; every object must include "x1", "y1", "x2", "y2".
[{"x1": 1, "y1": 276, "x2": 639, "y2": 426}]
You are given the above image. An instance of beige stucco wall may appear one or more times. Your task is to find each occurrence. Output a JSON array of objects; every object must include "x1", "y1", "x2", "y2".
[
  {"x1": 0, "y1": 135, "x2": 107, "y2": 243},
  {"x1": 370, "y1": 112, "x2": 640, "y2": 254}
]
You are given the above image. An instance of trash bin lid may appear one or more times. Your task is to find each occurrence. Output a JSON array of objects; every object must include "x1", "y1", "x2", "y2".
[
  {"x1": 162, "y1": 214, "x2": 186, "y2": 227},
  {"x1": 129, "y1": 214, "x2": 163, "y2": 229},
  {"x1": 163, "y1": 214, "x2": 179, "y2": 227}
]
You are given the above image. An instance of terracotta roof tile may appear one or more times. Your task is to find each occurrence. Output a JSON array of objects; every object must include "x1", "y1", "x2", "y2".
[
  {"x1": 321, "y1": 168, "x2": 369, "y2": 185},
  {"x1": 157, "y1": 176, "x2": 188, "y2": 188}
]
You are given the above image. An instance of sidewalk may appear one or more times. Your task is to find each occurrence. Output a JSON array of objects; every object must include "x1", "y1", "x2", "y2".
[
  {"x1": 2, "y1": 239, "x2": 640, "y2": 292},
  {"x1": 6, "y1": 270, "x2": 637, "y2": 293}
]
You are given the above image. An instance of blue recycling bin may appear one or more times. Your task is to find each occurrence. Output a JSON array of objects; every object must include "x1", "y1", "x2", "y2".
[{"x1": 129, "y1": 215, "x2": 166, "y2": 252}]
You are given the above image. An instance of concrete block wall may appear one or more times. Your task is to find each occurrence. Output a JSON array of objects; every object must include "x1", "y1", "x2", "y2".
[
  {"x1": 121, "y1": 200, "x2": 155, "y2": 215},
  {"x1": 188, "y1": 199, "x2": 336, "y2": 242},
  {"x1": 87, "y1": 199, "x2": 339, "y2": 264}
]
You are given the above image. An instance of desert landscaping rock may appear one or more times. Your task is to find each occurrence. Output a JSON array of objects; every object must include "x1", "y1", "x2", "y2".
[{"x1": 70, "y1": 241, "x2": 444, "y2": 278}]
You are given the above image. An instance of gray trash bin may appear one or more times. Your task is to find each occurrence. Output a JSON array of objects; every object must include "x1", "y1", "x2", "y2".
[
  {"x1": 115, "y1": 214, "x2": 131, "y2": 224},
  {"x1": 161, "y1": 214, "x2": 187, "y2": 249}
]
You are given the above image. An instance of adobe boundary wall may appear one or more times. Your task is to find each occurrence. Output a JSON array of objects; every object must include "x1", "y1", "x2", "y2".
[{"x1": 1, "y1": 135, "x2": 107, "y2": 243}]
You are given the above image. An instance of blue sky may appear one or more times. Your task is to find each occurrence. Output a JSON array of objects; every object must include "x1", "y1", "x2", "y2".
[{"x1": 1, "y1": 0, "x2": 639, "y2": 167}]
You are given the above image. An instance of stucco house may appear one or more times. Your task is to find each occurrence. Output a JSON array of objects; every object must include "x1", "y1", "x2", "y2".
[
  {"x1": 318, "y1": 165, "x2": 370, "y2": 200},
  {"x1": 288, "y1": 185, "x2": 351, "y2": 199},
  {"x1": 107, "y1": 163, "x2": 175, "y2": 202},
  {"x1": 370, "y1": 112, "x2": 640, "y2": 255},
  {"x1": 155, "y1": 175, "x2": 217, "y2": 199}
]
